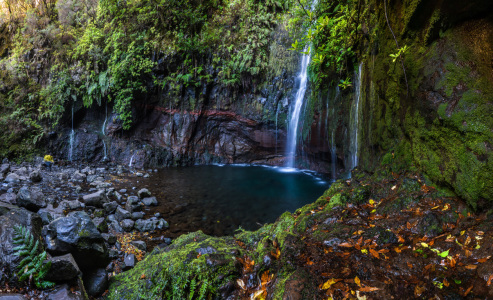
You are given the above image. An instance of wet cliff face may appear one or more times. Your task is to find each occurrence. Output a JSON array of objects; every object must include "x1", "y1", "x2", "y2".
[
  {"x1": 48, "y1": 24, "x2": 303, "y2": 169},
  {"x1": 355, "y1": 2, "x2": 493, "y2": 209}
]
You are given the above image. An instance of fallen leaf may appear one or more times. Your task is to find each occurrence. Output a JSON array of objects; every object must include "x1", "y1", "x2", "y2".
[
  {"x1": 237, "y1": 279, "x2": 246, "y2": 290},
  {"x1": 140, "y1": 273, "x2": 146, "y2": 279},
  {"x1": 369, "y1": 248, "x2": 379, "y2": 258},
  {"x1": 487, "y1": 274, "x2": 493, "y2": 286},
  {"x1": 465, "y1": 264, "x2": 477, "y2": 270},
  {"x1": 477, "y1": 256, "x2": 490, "y2": 263},
  {"x1": 339, "y1": 242, "x2": 353, "y2": 248},
  {"x1": 252, "y1": 290, "x2": 265, "y2": 299},
  {"x1": 359, "y1": 286, "x2": 380, "y2": 292},
  {"x1": 464, "y1": 285, "x2": 473, "y2": 296},
  {"x1": 443, "y1": 278, "x2": 450, "y2": 287},
  {"x1": 322, "y1": 278, "x2": 341, "y2": 290},
  {"x1": 355, "y1": 276, "x2": 361, "y2": 287},
  {"x1": 414, "y1": 285, "x2": 425, "y2": 296}
]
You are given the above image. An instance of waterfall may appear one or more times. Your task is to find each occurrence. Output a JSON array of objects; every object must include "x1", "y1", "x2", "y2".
[
  {"x1": 129, "y1": 153, "x2": 135, "y2": 168},
  {"x1": 331, "y1": 130, "x2": 337, "y2": 180},
  {"x1": 68, "y1": 106, "x2": 75, "y2": 161},
  {"x1": 102, "y1": 104, "x2": 108, "y2": 160},
  {"x1": 349, "y1": 63, "x2": 363, "y2": 170},
  {"x1": 286, "y1": 46, "x2": 311, "y2": 168},
  {"x1": 275, "y1": 104, "x2": 279, "y2": 154}
]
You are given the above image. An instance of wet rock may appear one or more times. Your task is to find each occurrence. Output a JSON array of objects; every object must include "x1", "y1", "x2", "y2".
[
  {"x1": 44, "y1": 253, "x2": 80, "y2": 281},
  {"x1": 108, "y1": 248, "x2": 119, "y2": 259},
  {"x1": 14, "y1": 167, "x2": 28, "y2": 177},
  {"x1": 92, "y1": 217, "x2": 108, "y2": 233},
  {"x1": 37, "y1": 204, "x2": 63, "y2": 225},
  {"x1": 103, "y1": 201, "x2": 118, "y2": 214},
  {"x1": 29, "y1": 170, "x2": 42, "y2": 182},
  {"x1": 416, "y1": 212, "x2": 443, "y2": 237},
  {"x1": 130, "y1": 241, "x2": 146, "y2": 251},
  {"x1": 101, "y1": 233, "x2": 117, "y2": 244},
  {"x1": 0, "y1": 193, "x2": 16, "y2": 205},
  {"x1": 114, "y1": 191, "x2": 122, "y2": 201},
  {"x1": 0, "y1": 203, "x2": 43, "y2": 285},
  {"x1": 45, "y1": 284, "x2": 85, "y2": 300},
  {"x1": 0, "y1": 163, "x2": 10, "y2": 175},
  {"x1": 4, "y1": 173, "x2": 20, "y2": 184},
  {"x1": 60, "y1": 200, "x2": 82, "y2": 210},
  {"x1": 0, "y1": 294, "x2": 25, "y2": 300},
  {"x1": 125, "y1": 196, "x2": 141, "y2": 212},
  {"x1": 134, "y1": 219, "x2": 153, "y2": 232},
  {"x1": 16, "y1": 186, "x2": 46, "y2": 212},
  {"x1": 115, "y1": 207, "x2": 131, "y2": 222},
  {"x1": 123, "y1": 253, "x2": 136, "y2": 270},
  {"x1": 86, "y1": 175, "x2": 98, "y2": 183},
  {"x1": 142, "y1": 196, "x2": 158, "y2": 206},
  {"x1": 42, "y1": 211, "x2": 109, "y2": 270},
  {"x1": 135, "y1": 172, "x2": 143, "y2": 177},
  {"x1": 137, "y1": 188, "x2": 151, "y2": 199},
  {"x1": 120, "y1": 219, "x2": 135, "y2": 232},
  {"x1": 119, "y1": 189, "x2": 127, "y2": 194},
  {"x1": 131, "y1": 211, "x2": 145, "y2": 220},
  {"x1": 83, "y1": 268, "x2": 108, "y2": 297},
  {"x1": 82, "y1": 190, "x2": 107, "y2": 207}
]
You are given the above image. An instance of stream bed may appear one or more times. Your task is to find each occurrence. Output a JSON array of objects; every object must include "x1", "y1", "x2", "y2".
[{"x1": 126, "y1": 164, "x2": 329, "y2": 237}]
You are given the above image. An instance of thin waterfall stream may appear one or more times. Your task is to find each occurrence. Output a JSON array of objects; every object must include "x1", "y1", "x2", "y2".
[
  {"x1": 68, "y1": 106, "x2": 75, "y2": 161},
  {"x1": 349, "y1": 62, "x2": 363, "y2": 170}
]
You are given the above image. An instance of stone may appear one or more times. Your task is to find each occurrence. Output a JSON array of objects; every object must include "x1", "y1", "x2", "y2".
[
  {"x1": 137, "y1": 188, "x2": 151, "y2": 199},
  {"x1": 125, "y1": 196, "x2": 141, "y2": 212},
  {"x1": 42, "y1": 211, "x2": 109, "y2": 270},
  {"x1": 14, "y1": 167, "x2": 28, "y2": 177},
  {"x1": 130, "y1": 240, "x2": 146, "y2": 251},
  {"x1": 134, "y1": 219, "x2": 154, "y2": 232},
  {"x1": 143, "y1": 173, "x2": 150, "y2": 178},
  {"x1": 157, "y1": 218, "x2": 169, "y2": 230},
  {"x1": 37, "y1": 204, "x2": 63, "y2": 225},
  {"x1": 114, "y1": 191, "x2": 122, "y2": 201},
  {"x1": 142, "y1": 196, "x2": 158, "y2": 206},
  {"x1": 108, "y1": 248, "x2": 119, "y2": 259},
  {"x1": 0, "y1": 163, "x2": 10, "y2": 175},
  {"x1": 108, "y1": 219, "x2": 123, "y2": 233},
  {"x1": 123, "y1": 253, "x2": 136, "y2": 270},
  {"x1": 135, "y1": 172, "x2": 143, "y2": 177},
  {"x1": 60, "y1": 200, "x2": 82, "y2": 210},
  {"x1": 92, "y1": 217, "x2": 108, "y2": 233},
  {"x1": 86, "y1": 175, "x2": 98, "y2": 183},
  {"x1": 131, "y1": 211, "x2": 145, "y2": 220},
  {"x1": 0, "y1": 294, "x2": 25, "y2": 300},
  {"x1": 103, "y1": 201, "x2": 118, "y2": 214},
  {"x1": 115, "y1": 207, "x2": 131, "y2": 222},
  {"x1": 81, "y1": 167, "x2": 92, "y2": 174},
  {"x1": 83, "y1": 268, "x2": 108, "y2": 297},
  {"x1": 0, "y1": 202, "x2": 43, "y2": 285},
  {"x1": 29, "y1": 170, "x2": 42, "y2": 183},
  {"x1": 45, "y1": 284, "x2": 85, "y2": 300},
  {"x1": 120, "y1": 219, "x2": 135, "y2": 232},
  {"x1": 101, "y1": 233, "x2": 117, "y2": 244},
  {"x1": 82, "y1": 190, "x2": 108, "y2": 207},
  {"x1": 0, "y1": 193, "x2": 16, "y2": 205},
  {"x1": 16, "y1": 186, "x2": 46, "y2": 212},
  {"x1": 44, "y1": 253, "x2": 80, "y2": 281},
  {"x1": 119, "y1": 189, "x2": 127, "y2": 194},
  {"x1": 4, "y1": 173, "x2": 20, "y2": 184}
]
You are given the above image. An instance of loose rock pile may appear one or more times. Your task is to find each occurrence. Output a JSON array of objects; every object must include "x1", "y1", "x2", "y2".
[{"x1": 0, "y1": 158, "x2": 170, "y2": 298}]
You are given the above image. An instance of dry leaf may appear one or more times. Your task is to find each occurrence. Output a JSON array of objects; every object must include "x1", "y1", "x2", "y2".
[
  {"x1": 237, "y1": 279, "x2": 246, "y2": 290},
  {"x1": 414, "y1": 285, "x2": 425, "y2": 296},
  {"x1": 359, "y1": 286, "x2": 380, "y2": 292},
  {"x1": 355, "y1": 276, "x2": 361, "y2": 287},
  {"x1": 487, "y1": 274, "x2": 493, "y2": 286},
  {"x1": 322, "y1": 278, "x2": 341, "y2": 290},
  {"x1": 465, "y1": 264, "x2": 477, "y2": 270},
  {"x1": 339, "y1": 242, "x2": 353, "y2": 248},
  {"x1": 369, "y1": 248, "x2": 379, "y2": 259},
  {"x1": 464, "y1": 285, "x2": 473, "y2": 296},
  {"x1": 477, "y1": 256, "x2": 490, "y2": 263}
]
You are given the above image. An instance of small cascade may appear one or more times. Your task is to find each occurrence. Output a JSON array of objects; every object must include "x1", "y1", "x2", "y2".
[
  {"x1": 331, "y1": 130, "x2": 337, "y2": 180},
  {"x1": 102, "y1": 104, "x2": 108, "y2": 160},
  {"x1": 275, "y1": 103, "x2": 279, "y2": 154},
  {"x1": 286, "y1": 45, "x2": 311, "y2": 168},
  {"x1": 349, "y1": 62, "x2": 363, "y2": 170},
  {"x1": 68, "y1": 106, "x2": 75, "y2": 161},
  {"x1": 129, "y1": 153, "x2": 135, "y2": 168}
]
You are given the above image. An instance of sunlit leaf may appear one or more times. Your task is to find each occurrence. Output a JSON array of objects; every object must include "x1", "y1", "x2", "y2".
[
  {"x1": 354, "y1": 276, "x2": 361, "y2": 287},
  {"x1": 438, "y1": 249, "x2": 450, "y2": 258},
  {"x1": 359, "y1": 286, "x2": 380, "y2": 292},
  {"x1": 322, "y1": 278, "x2": 341, "y2": 290}
]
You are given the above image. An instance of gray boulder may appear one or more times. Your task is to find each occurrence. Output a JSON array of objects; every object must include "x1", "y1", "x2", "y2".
[
  {"x1": 0, "y1": 202, "x2": 43, "y2": 285},
  {"x1": 123, "y1": 253, "x2": 136, "y2": 270},
  {"x1": 81, "y1": 190, "x2": 107, "y2": 207},
  {"x1": 125, "y1": 196, "x2": 141, "y2": 212},
  {"x1": 137, "y1": 188, "x2": 151, "y2": 199},
  {"x1": 4, "y1": 173, "x2": 20, "y2": 184},
  {"x1": 83, "y1": 268, "x2": 108, "y2": 297},
  {"x1": 115, "y1": 207, "x2": 131, "y2": 222},
  {"x1": 103, "y1": 201, "x2": 118, "y2": 214},
  {"x1": 0, "y1": 163, "x2": 9, "y2": 175},
  {"x1": 29, "y1": 170, "x2": 42, "y2": 183},
  {"x1": 134, "y1": 218, "x2": 169, "y2": 232},
  {"x1": 130, "y1": 240, "x2": 146, "y2": 251},
  {"x1": 120, "y1": 219, "x2": 135, "y2": 232},
  {"x1": 14, "y1": 167, "x2": 28, "y2": 177},
  {"x1": 71, "y1": 171, "x2": 86, "y2": 182},
  {"x1": 44, "y1": 253, "x2": 80, "y2": 281},
  {"x1": 16, "y1": 186, "x2": 46, "y2": 212},
  {"x1": 37, "y1": 204, "x2": 64, "y2": 225},
  {"x1": 131, "y1": 211, "x2": 145, "y2": 220},
  {"x1": 42, "y1": 211, "x2": 109, "y2": 270},
  {"x1": 0, "y1": 193, "x2": 16, "y2": 205},
  {"x1": 142, "y1": 196, "x2": 158, "y2": 206}
]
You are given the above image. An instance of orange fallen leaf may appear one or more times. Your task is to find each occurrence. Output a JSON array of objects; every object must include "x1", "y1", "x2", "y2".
[
  {"x1": 443, "y1": 278, "x2": 450, "y2": 287},
  {"x1": 465, "y1": 264, "x2": 477, "y2": 270},
  {"x1": 338, "y1": 242, "x2": 353, "y2": 248},
  {"x1": 369, "y1": 248, "x2": 380, "y2": 259},
  {"x1": 140, "y1": 273, "x2": 146, "y2": 279},
  {"x1": 415, "y1": 285, "x2": 425, "y2": 297},
  {"x1": 321, "y1": 278, "x2": 342, "y2": 290},
  {"x1": 464, "y1": 285, "x2": 473, "y2": 296},
  {"x1": 487, "y1": 274, "x2": 493, "y2": 286},
  {"x1": 477, "y1": 256, "x2": 491, "y2": 263},
  {"x1": 359, "y1": 286, "x2": 380, "y2": 292}
]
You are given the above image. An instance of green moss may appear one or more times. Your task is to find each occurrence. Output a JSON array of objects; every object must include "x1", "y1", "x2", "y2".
[{"x1": 107, "y1": 231, "x2": 241, "y2": 299}]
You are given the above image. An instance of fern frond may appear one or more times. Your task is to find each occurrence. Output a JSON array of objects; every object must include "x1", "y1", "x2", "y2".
[
  {"x1": 18, "y1": 256, "x2": 33, "y2": 270},
  {"x1": 29, "y1": 240, "x2": 39, "y2": 257}
]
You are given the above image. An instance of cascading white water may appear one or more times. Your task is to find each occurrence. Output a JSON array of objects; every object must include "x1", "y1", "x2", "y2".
[
  {"x1": 68, "y1": 106, "x2": 75, "y2": 161},
  {"x1": 129, "y1": 153, "x2": 135, "y2": 168},
  {"x1": 331, "y1": 130, "x2": 337, "y2": 180},
  {"x1": 349, "y1": 63, "x2": 363, "y2": 170},
  {"x1": 286, "y1": 46, "x2": 311, "y2": 168},
  {"x1": 102, "y1": 104, "x2": 108, "y2": 160},
  {"x1": 275, "y1": 104, "x2": 279, "y2": 154}
]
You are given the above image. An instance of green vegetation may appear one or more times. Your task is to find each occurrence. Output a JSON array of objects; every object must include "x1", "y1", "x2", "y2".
[{"x1": 12, "y1": 225, "x2": 54, "y2": 289}]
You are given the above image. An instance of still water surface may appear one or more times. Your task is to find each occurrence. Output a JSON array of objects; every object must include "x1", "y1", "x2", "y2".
[{"x1": 137, "y1": 165, "x2": 329, "y2": 236}]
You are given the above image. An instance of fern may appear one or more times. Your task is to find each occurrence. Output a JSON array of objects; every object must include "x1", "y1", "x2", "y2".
[{"x1": 12, "y1": 225, "x2": 55, "y2": 289}]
